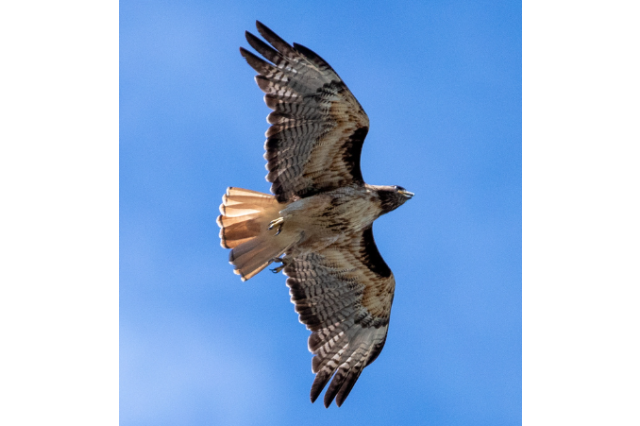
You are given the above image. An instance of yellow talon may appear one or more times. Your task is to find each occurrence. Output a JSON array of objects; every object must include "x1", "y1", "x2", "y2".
[{"x1": 268, "y1": 217, "x2": 284, "y2": 235}]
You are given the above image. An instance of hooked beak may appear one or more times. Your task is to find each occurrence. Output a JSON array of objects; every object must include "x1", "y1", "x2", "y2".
[{"x1": 398, "y1": 189, "x2": 414, "y2": 199}]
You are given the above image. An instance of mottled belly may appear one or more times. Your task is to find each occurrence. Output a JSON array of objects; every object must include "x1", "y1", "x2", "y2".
[{"x1": 281, "y1": 186, "x2": 379, "y2": 245}]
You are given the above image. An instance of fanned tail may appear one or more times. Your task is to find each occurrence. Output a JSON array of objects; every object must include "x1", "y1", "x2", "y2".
[{"x1": 217, "y1": 187, "x2": 295, "y2": 281}]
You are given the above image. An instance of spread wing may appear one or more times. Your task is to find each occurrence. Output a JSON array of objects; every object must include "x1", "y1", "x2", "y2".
[
  {"x1": 240, "y1": 21, "x2": 370, "y2": 203},
  {"x1": 284, "y1": 227, "x2": 395, "y2": 407}
]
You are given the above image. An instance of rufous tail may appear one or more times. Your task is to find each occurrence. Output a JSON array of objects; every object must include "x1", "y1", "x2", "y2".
[{"x1": 217, "y1": 187, "x2": 294, "y2": 281}]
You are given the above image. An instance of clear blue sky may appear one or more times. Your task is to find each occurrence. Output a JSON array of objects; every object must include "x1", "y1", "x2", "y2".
[{"x1": 120, "y1": 1, "x2": 521, "y2": 425}]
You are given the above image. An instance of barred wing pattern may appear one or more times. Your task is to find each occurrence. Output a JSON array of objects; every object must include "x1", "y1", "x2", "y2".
[
  {"x1": 240, "y1": 22, "x2": 370, "y2": 203},
  {"x1": 284, "y1": 227, "x2": 395, "y2": 407}
]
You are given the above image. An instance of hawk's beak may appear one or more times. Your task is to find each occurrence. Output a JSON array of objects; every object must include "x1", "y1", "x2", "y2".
[{"x1": 398, "y1": 189, "x2": 414, "y2": 199}]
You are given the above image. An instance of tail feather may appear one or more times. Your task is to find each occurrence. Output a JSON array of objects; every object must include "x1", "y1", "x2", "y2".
[
  {"x1": 220, "y1": 204, "x2": 264, "y2": 217},
  {"x1": 221, "y1": 187, "x2": 276, "y2": 208},
  {"x1": 231, "y1": 242, "x2": 281, "y2": 281},
  {"x1": 217, "y1": 212, "x2": 261, "y2": 228},
  {"x1": 229, "y1": 234, "x2": 269, "y2": 261},
  {"x1": 222, "y1": 236, "x2": 253, "y2": 250},
  {"x1": 218, "y1": 187, "x2": 296, "y2": 281},
  {"x1": 219, "y1": 216, "x2": 263, "y2": 242}
]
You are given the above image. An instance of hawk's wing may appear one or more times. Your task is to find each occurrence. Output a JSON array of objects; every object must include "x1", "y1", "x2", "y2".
[
  {"x1": 284, "y1": 226, "x2": 395, "y2": 407},
  {"x1": 240, "y1": 21, "x2": 370, "y2": 203}
]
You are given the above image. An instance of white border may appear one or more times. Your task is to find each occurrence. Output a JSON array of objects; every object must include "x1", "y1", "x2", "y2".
[
  {"x1": 524, "y1": 1, "x2": 639, "y2": 424},
  {"x1": 0, "y1": 3, "x2": 118, "y2": 424}
]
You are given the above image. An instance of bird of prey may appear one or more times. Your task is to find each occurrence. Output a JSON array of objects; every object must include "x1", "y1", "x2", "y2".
[{"x1": 217, "y1": 21, "x2": 413, "y2": 407}]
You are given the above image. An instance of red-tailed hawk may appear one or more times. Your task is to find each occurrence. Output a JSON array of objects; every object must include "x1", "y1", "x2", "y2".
[{"x1": 217, "y1": 21, "x2": 413, "y2": 407}]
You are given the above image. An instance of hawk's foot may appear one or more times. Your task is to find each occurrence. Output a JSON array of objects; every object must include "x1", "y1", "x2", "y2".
[
  {"x1": 270, "y1": 257, "x2": 286, "y2": 274},
  {"x1": 268, "y1": 217, "x2": 284, "y2": 235}
]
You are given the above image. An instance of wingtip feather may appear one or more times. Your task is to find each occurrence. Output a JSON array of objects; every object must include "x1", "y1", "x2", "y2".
[{"x1": 255, "y1": 21, "x2": 293, "y2": 53}]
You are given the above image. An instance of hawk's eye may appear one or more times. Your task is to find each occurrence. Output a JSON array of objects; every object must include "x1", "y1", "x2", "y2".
[{"x1": 395, "y1": 186, "x2": 405, "y2": 192}]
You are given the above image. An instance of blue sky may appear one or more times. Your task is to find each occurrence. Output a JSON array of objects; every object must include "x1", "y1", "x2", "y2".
[{"x1": 120, "y1": 1, "x2": 521, "y2": 425}]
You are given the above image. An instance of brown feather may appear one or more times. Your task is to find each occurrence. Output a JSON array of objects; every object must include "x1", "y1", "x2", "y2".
[
  {"x1": 241, "y1": 22, "x2": 370, "y2": 203},
  {"x1": 283, "y1": 226, "x2": 395, "y2": 407}
]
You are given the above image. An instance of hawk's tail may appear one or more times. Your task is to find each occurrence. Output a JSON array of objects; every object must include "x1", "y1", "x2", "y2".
[{"x1": 217, "y1": 187, "x2": 294, "y2": 281}]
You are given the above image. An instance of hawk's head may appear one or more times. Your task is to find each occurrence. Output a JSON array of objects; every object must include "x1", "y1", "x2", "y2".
[{"x1": 375, "y1": 185, "x2": 414, "y2": 215}]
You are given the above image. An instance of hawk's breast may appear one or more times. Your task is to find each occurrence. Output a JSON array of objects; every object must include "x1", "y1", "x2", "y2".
[{"x1": 281, "y1": 185, "x2": 381, "y2": 238}]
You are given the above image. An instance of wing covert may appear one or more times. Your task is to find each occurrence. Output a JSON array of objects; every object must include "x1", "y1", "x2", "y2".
[
  {"x1": 283, "y1": 226, "x2": 395, "y2": 407},
  {"x1": 241, "y1": 21, "x2": 370, "y2": 203}
]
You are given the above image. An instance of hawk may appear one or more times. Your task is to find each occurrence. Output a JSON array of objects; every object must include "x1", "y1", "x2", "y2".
[{"x1": 217, "y1": 21, "x2": 413, "y2": 407}]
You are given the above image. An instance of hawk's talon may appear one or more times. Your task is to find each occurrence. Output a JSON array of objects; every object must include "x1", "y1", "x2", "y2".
[
  {"x1": 270, "y1": 264, "x2": 285, "y2": 274},
  {"x1": 268, "y1": 217, "x2": 284, "y2": 235},
  {"x1": 270, "y1": 257, "x2": 286, "y2": 273}
]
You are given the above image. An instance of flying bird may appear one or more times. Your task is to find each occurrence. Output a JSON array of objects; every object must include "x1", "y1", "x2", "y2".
[{"x1": 217, "y1": 21, "x2": 413, "y2": 407}]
